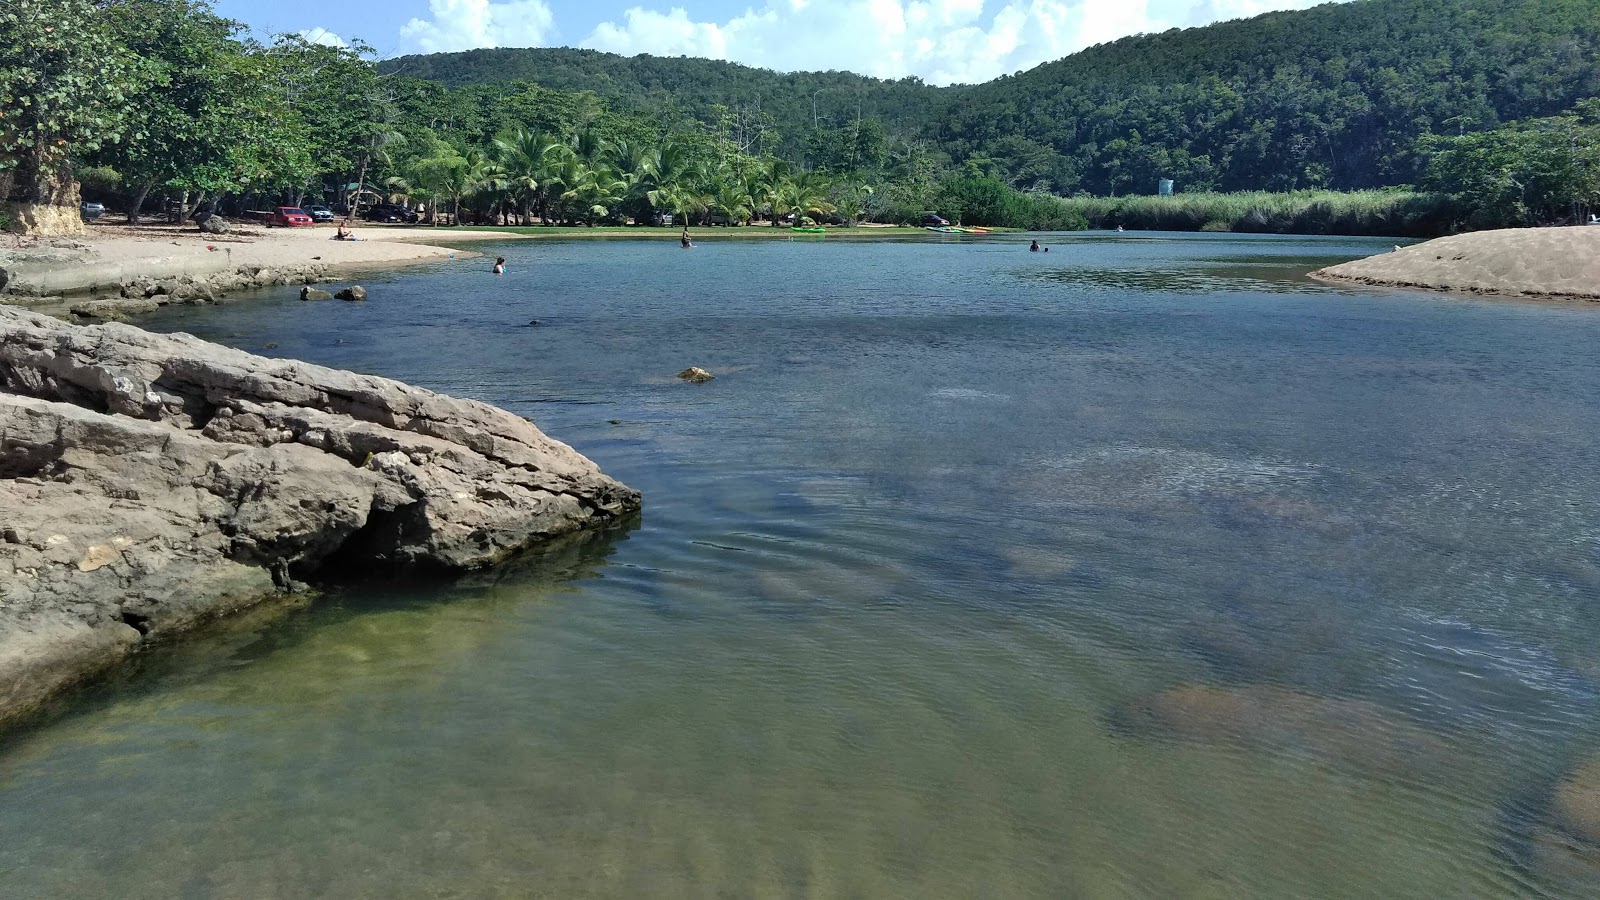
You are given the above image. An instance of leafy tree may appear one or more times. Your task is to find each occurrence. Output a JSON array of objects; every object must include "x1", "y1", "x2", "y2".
[
  {"x1": 0, "y1": 0, "x2": 133, "y2": 232},
  {"x1": 1420, "y1": 106, "x2": 1600, "y2": 227},
  {"x1": 96, "y1": 0, "x2": 292, "y2": 223}
]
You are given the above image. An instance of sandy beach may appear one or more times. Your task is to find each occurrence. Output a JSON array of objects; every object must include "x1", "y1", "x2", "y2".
[
  {"x1": 0, "y1": 223, "x2": 527, "y2": 297},
  {"x1": 1313, "y1": 226, "x2": 1600, "y2": 301}
]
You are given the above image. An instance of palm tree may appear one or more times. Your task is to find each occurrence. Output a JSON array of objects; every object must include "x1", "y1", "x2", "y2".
[
  {"x1": 557, "y1": 157, "x2": 630, "y2": 225},
  {"x1": 831, "y1": 177, "x2": 874, "y2": 225},
  {"x1": 756, "y1": 158, "x2": 792, "y2": 226},
  {"x1": 632, "y1": 140, "x2": 705, "y2": 224},
  {"x1": 413, "y1": 147, "x2": 490, "y2": 226},
  {"x1": 492, "y1": 128, "x2": 563, "y2": 225},
  {"x1": 381, "y1": 175, "x2": 411, "y2": 206},
  {"x1": 780, "y1": 170, "x2": 836, "y2": 225},
  {"x1": 710, "y1": 172, "x2": 756, "y2": 225}
]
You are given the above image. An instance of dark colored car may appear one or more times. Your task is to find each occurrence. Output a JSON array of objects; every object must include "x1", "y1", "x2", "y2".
[
  {"x1": 81, "y1": 201, "x2": 106, "y2": 222},
  {"x1": 305, "y1": 205, "x2": 335, "y2": 223},
  {"x1": 269, "y1": 206, "x2": 313, "y2": 227},
  {"x1": 920, "y1": 212, "x2": 949, "y2": 227},
  {"x1": 363, "y1": 205, "x2": 418, "y2": 224}
]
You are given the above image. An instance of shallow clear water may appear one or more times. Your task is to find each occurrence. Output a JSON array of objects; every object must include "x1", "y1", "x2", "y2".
[{"x1": 4, "y1": 231, "x2": 1600, "y2": 897}]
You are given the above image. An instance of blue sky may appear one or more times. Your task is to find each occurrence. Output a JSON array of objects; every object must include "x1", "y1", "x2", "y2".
[{"x1": 214, "y1": 0, "x2": 1341, "y2": 85}]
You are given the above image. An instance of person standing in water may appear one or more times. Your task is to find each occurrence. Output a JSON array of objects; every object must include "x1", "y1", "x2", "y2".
[
  {"x1": 1029, "y1": 240, "x2": 1040, "y2": 252},
  {"x1": 493, "y1": 256, "x2": 506, "y2": 275},
  {"x1": 681, "y1": 226, "x2": 693, "y2": 249}
]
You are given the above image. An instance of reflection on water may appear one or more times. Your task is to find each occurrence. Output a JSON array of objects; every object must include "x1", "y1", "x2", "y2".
[{"x1": 4, "y1": 233, "x2": 1600, "y2": 897}]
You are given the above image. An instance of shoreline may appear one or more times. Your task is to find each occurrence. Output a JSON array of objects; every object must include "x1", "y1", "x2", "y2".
[
  {"x1": 0, "y1": 224, "x2": 532, "y2": 304},
  {"x1": 1311, "y1": 226, "x2": 1600, "y2": 302},
  {"x1": 447, "y1": 225, "x2": 992, "y2": 239}
]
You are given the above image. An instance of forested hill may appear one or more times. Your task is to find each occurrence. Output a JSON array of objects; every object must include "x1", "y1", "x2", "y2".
[
  {"x1": 382, "y1": 0, "x2": 1600, "y2": 195},
  {"x1": 940, "y1": 0, "x2": 1600, "y2": 193},
  {"x1": 379, "y1": 48, "x2": 948, "y2": 157}
]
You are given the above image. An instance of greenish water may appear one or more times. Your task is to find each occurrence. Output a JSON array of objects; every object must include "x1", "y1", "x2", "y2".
[{"x1": 4, "y1": 231, "x2": 1600, "y2": 897}]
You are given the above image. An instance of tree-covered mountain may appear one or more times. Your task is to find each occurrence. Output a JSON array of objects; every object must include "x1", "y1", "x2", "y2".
[
  {"x1": 382, "y1": 0, "x2": 1600, "y2": 196},
  {"x1": 380, "y1": 48, "x2": 949, "y2": 161}
]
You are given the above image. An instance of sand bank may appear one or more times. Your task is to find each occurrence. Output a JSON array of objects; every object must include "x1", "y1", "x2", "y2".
[
  {"x1": 0, "y1": 223, "x2": 525, "y2": 298},
  {"x1": 1312, "y1": 226, "x2": 1600, "y2": 301}
]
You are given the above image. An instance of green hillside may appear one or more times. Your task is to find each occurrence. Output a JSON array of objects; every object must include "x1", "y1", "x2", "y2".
[
  {"x1": 382, "y1": 0, "x2": 1600, "y2": 196},
  {"x1": 379, "y1": 48, "x2": 948, "y2": 160}
]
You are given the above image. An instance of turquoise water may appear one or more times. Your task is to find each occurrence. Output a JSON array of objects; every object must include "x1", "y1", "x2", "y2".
[{"x1": 4, "y1": 231, "x2": 1600, "y2": 897}]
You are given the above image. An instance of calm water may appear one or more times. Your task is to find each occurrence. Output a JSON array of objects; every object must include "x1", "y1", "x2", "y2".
[{"x1": 4, "y1": 231, "x2": 1600, "y2": 897}]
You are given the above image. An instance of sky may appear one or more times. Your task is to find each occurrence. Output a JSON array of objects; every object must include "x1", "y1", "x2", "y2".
[{"x1": 213, "y1": 0, "x2": 1340, "y2": 85}]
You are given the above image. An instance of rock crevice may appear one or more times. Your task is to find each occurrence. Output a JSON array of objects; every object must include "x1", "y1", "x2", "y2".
[{"x1": 0, "y1": 305, "x2": 640, "y2": 724}]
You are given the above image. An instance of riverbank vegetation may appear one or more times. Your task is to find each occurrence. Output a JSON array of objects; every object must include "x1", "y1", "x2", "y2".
[
  {"x1": 1055, "y1": 191, "x2": 1464, "y2": 237},
  {"x1": 5, "y1": 0, "x2": 1599, "y2": 237}
]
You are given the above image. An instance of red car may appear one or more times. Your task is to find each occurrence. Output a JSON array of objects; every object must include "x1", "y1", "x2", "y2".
[{"x1": 269, "y1": 206, "x2": 313, "y2": 227}]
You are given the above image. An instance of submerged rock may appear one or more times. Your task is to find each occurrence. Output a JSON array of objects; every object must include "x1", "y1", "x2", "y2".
[
  {"x1": 0, "y1": 305, "x2": 639, "y2": 725},
  {"x1": 1554, "y1": 759, "x2": 1600, "y2": 845},
  {"x1": 300, "y1": 287, "x2": 334, "y2": 301},
  {"x1": 334, "y1": 285, "x2": 367, "y2": 302},
  {"x1": 677, "y1": 366, "x2": 714, "y2": 383},
  {"x1": 1110, "y1": 683, "x2": 1453, "y2": 778}
]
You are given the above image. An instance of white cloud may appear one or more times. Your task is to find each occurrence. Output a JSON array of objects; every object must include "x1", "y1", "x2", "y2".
[
  {"x1": 580, "y1": 0, "x2": 1344, "y2": 85},
  {"x1": 399, "y1": 0, "x2": 556, "y2": 54},
  {"x1": 296, "y1": 27, "x2": 348, "y2": 48}
]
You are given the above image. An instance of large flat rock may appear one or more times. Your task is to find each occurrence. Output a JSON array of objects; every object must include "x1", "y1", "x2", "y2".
[{"x1": 0, "y1": 305, "x2": 639, "y2": 725}]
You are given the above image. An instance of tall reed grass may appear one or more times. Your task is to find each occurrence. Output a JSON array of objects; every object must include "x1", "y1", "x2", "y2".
[{"x1": 1050, "y1": 190, "x2": 1461, "y2": 237}]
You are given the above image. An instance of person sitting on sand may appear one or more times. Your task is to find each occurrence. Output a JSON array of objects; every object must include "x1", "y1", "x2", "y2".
[
  {"x1": 493, "y1": 256, "x2": 506, "y2": 275},
  {"x1": 333, "y1": 221, "x2": 358, "y2": 241},
  {"x1": 1029, "y1": 240, "x2": 1040, "y2": 252}
]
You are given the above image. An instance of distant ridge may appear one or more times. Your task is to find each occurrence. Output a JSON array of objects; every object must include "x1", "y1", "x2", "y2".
[{"x1": 381, "y1": 0, "x2": 1600, "y2": 194}]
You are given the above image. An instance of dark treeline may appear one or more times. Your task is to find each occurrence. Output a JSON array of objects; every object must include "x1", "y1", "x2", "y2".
[
  {"x1": 384, "y1": 0, "x2": 1600, "y2": 230},
  {"x1": 6, "y1": 0, "x2": 1598, "y2": 236}
]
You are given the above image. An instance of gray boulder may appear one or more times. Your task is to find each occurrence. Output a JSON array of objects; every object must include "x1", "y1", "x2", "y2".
[
  {"x1": 335, "y1": 285, "x2": 367, "y2": 301},
  {"x1": 300, "y1": 287, "x2": 334, "y2": 301},
  {"x1": 198, "y1": 215, "x2": 231, "y2": 235},
  {"x1": 677, "y1": 366, "x2": 715, "y2": 383},
  {"x1": 0, "y1": 305, "x2": 639, "y2": 726}
]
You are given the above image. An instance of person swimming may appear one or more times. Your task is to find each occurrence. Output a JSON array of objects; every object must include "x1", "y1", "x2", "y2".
[
  {"x1": 1029, "y1": 240, "x2": 1040, "y2": 252},
  {"x1": 493, "y1": 256, "x2": 506, "y2": 275}
]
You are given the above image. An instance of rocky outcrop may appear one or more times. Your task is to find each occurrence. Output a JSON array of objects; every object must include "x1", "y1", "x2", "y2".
[
  {"x1": 0, "y1": 305, "x2": 639, "y2": 725},
  {"x1": 300, "y1": 287, "x2": 333, "y2": 301},
  {"x1": 335, "y1": 285, "x2": 367, "y2": 301}
]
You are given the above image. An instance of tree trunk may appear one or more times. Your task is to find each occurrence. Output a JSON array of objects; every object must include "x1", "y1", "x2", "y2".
[
  {"x1": 2, "y1": 150, "x2": 85, "y2": 236},
  {"x1": 126, "y1": 179, "x2": 156, "y2": 226}
]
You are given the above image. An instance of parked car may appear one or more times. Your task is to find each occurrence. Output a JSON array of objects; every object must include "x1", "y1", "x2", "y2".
[
  {"x1": 305, "y1": 205, "x2": 335, "y2": 223},
  {"x1": 920, "y1": 212, "x2": 949, "y2": 227},
  {"x1": 362, "y1": 204, "x2": 418, "y2": 223},
  {"x1": 81, "y1": 201, "x2": 105, "y2": 222},
  {"x1": 269, "y1": 206, "x2": 313, "y2": 227}
]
